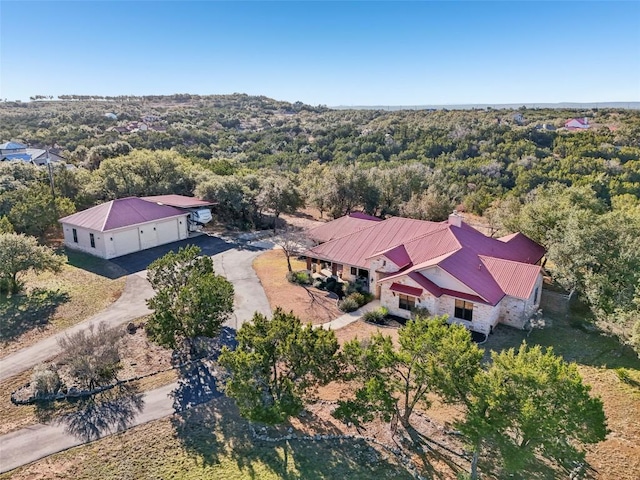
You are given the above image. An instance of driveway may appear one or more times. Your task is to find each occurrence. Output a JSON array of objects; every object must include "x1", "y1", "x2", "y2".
[
  {"x1": 0, "y1": 236, "x2": 271, "y2": 382},
  {"x1": 109, "y1": 234, "x2": 236, "y2": 275},
  {"x1": 0, "y1": 274, "x2": 154, "y2": 383},
  {"x1": 0, "y1": 243, "x2": 272, "y2": 473}
]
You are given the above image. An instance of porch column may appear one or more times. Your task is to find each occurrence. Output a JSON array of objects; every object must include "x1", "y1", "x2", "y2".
[
  {"x1": 331, "y1": 263, "x2": 338, "y2": 276},
  {"x1": 306, "y1": 257, "x2": 312, "y2": 270}
]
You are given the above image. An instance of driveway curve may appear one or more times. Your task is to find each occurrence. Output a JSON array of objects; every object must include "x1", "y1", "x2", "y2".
[{"x1": 1, "y1": 241, "x2": 271, "y2": 383}]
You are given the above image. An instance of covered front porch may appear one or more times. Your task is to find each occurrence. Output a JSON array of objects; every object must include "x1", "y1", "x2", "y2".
[{"x1": 305, "y1": 257, "x2": 373, "y2": 293}]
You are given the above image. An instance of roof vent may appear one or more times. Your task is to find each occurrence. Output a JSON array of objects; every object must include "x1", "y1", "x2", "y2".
[{"x1": 449, "y1": 211, "x2": 462, "y2": 228}]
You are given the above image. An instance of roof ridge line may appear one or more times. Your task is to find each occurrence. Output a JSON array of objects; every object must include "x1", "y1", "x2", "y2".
[
  {"x1": 367, "y1": 222, "x2": 451, "y2": 259},
  {"x1": 101, "y1": 199, "x2": 115, "y2": 232},
  {"x1": 478, "y1": 254, "x2": 540, "y2": 267}
]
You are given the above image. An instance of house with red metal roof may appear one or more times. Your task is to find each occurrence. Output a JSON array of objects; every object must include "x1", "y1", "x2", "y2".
[
  {"x1": 564, "y1": 117, "x2": 590, "y2": 130},
  {"x1": 305, "y1": 212, "x2": 545, "y2": 334},
  {"x1": 58, "y1": 197, "x2": 200, "y2": 259}
]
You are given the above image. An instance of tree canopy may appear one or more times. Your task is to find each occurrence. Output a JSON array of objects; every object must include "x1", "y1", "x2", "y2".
[
  {"x1": 0, "y1": 233, "x2": 64, "y2": 294},
  {"x1": 219, "y1": 308, "x2": 340, "y2": 425},
  {"x1": 334, "y1": 315, "x2": 483, "y2": 428},
  {"x1": 146, "y1": 245, "x2": 234, "y2": 349},
  {"x1": 450, "y1": 344, "x2": 607, "y2": 478}
]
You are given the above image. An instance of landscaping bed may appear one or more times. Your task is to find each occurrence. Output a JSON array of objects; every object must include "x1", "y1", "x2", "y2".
[{"x1": 0, "y1": 323, "x2": 175, "y2": 436}]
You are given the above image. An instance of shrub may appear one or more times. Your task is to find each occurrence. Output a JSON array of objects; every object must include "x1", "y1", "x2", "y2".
[
  {"x1": 287, "y1": 270, "x2": 312, "y2": 285},
  {"x1": 31, "y1": 364, "x2": 63, "y2": 398},
  {"x1": 363, "y1": 306, "x2": 389, "y2": 325},
  {"x1": 615, "y1": 368, "x2": 633, "y2": 385},
  {"x1": 411, "y1": 306, "x2": 431, "y2": 319},
  {"x1": 339, "y1": 296, "x2": 360, "y2": 312},
  {"x1": 58, "y1": 322, "x2": 124, "y2": 390},
  {"x1": 349, "y1": 292, "x2": 366, "y2": 307}
]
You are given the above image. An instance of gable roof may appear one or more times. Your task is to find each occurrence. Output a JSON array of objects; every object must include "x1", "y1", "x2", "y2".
[
  {"x1": 308, "y1": 212, "x2": 382, "y2": 243},
  {"x1": 309, "y1": 216, "x2": 445, "y2": 267},
  {"x1": 59, "y1": 197, "x2": 188, "y2": 232},
  {"x1": 497, "y1": 232, "x2": 545, "y2": 264},
  {"x1": 306, "y1": 215, "x2": 544, "y2": 305}
]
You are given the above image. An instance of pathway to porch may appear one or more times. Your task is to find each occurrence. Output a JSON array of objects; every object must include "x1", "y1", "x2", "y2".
[{"x1": 314, "y1": 300, "x2": 381, "y2": 330}]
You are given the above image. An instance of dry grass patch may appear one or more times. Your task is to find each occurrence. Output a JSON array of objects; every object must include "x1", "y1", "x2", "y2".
[
  {"x1": 0, "y1": 264, "x2": 125, "y2": 358},
  {"x1": 253, "y1": 249, "x2": 342, "y2": 325},
  {"x1": 0, "y1": 326, "x2": 175, "y2": 436},
  {"x1": 1, "y1": 398, "x2": 412, "y2": 480}
]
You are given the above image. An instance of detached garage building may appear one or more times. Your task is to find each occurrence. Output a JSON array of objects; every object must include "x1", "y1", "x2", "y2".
[{"x1": 59, "y1": 197, "x2": 190, "y2": 259}]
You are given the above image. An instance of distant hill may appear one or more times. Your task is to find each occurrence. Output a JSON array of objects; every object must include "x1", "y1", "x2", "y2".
[{"x1": 333, "y1": 102, "x2": 640, "y2": 111}]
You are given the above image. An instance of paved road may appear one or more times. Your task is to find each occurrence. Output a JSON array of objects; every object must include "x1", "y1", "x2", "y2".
[
  {"x1": 0, "y1": 240, "x2": 273, "y2": 473},
  {"x1": 0, "y1": 383, "x2": 177, "y2": 473},
  {"x1": 109, "y1": 234, "x2": 236, "y2": 275},
  {"x1": 0, "y1": 274, "x2": 154, "y2": 383},
  {"x1": 0, "y1": 237, "x2": 271, "y2": 383}
]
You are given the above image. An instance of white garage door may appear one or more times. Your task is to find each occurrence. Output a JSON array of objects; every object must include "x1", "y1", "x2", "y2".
[
  {"x1": 156, "y1": 219, "x2": 179, "y2": 245},
  {"x1": 113, "y1": 229, "x2": 140, "y2": 257}
]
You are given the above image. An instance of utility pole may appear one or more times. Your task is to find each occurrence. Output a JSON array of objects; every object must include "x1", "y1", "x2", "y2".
[
  {"x1": 46, "y1": 150, "x2": 57, "y2": 218},
  {"x1": 46, "y1": 150, "x2": 56, "y2": 201}
]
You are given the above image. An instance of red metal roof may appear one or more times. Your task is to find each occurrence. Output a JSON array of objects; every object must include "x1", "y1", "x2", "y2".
[
  {"x1": 382, "y1": 245, "x2": 412, "y2": 269},
  {"x1": 142, "y1": 194, "x2": 214, "y2": 209},
  {"x1": 390, "y1": 283, "x2": 423, "y2": 297},
  {"x1": 497, "y1": 232, "x2": 545, "y2": 264},
  {"x1": 479, "y1": 256, "x2": 541, "y2": 300},
  {"x1": 59, "y1": 197, "x2": 188, "y2": 232},
  {"x1": 308, "y1": 213, "x2": 381, "y2": 243},
  {"x1": 306, "y1": 214, "x2": 545, "y2": 306},
  {"x1": 309, "y1": 216, "x2": 446, "y2": 267}
]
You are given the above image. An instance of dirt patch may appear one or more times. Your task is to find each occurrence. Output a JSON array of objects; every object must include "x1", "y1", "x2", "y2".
[{"x1": 253, "y1": 249, "x2": 342, "y2": 325}]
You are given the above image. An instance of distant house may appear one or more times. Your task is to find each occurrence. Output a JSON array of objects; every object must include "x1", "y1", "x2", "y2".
[
  {"x1": 0, "y1": 142, "x2": 65, "y2": 165},
  {"x1": 142, "y1": 114, "x2": 161, "y2": 123},
  {"x1": 512, "y1": 113, "x2": 525, "y2": 125},
  {"x1": 535, "y1": 123, "x2": 556, "y2": 131},
  {"x1": 564, "y1": 117, "x2": 590, "y2": 130},
  {"x1": 305, "y1": 212, "x2": 545, "y2": 335}
]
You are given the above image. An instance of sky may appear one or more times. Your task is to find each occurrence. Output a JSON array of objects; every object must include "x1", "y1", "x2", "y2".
[{"x1": 1, "y1": 1, "x2": 639, "y2": 106}]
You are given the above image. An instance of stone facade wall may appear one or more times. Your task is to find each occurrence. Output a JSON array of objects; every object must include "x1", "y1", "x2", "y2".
[
  {"x1": 380, "y1": 276, "x2": 437, "y2": 319},
  {"x1": 438, "y1": 295, "x2": 499, "y2": 334},
  {"x1": 498, "y1": 274, "x2": 543, "y2": 329}
]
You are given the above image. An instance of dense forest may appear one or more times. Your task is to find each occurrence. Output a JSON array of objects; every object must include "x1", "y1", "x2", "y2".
[{"x1": 1, "y1": 94, "x2": 639, "y2": 351}]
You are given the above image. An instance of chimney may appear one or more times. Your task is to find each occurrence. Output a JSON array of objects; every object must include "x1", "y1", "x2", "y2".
[
  {"x1": 584, "y1": 117, "x2": 588, "y2": 125},
  {"x1": 448, "y1": 210, "x2": 462, "y2": 228}
]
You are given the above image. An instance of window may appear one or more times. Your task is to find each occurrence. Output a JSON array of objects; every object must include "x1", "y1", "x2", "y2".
[
  {"x1": 399, "y1": 294, "x2": 415, "y2": 311},
  {"x1": 89, "y1": 233, "x2": 95, "y2": 248},
  {"x1": 454, "y1": 299, "x2": 473, "y2": 321},
  {"x1": 350, "y1": 267, "x2": 357, "y2": 276},
  {"x1": 534, "y1": 287, "x2": 540, "y2": 304},
  {"x1": 72, "y1": 228, "x2": 78, "y2": 243}
]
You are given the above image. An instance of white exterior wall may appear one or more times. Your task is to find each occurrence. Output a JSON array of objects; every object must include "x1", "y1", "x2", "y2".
[
  {"x1": 499, "y1": 273, "x2": 543, "y2": 329},
  {"x1": 419, "y1": 267, "x2": 477, "y2": 295},
  {"x1": 62, "y1": 215, "x2": 188, "y2": 259},
  {"x1": 62, "y1": 224, "x2": 108, "y2": 258}
]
